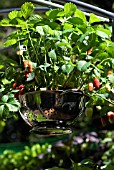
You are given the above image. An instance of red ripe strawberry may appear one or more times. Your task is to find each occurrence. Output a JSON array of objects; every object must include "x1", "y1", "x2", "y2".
[
  {"x1": 18, "y1": 84, "x2": 24, "y2": 89},
  {"x1": 93, "y1": 77, "x2": 100, "y2": 88},
  {"x1": 88, "y1": 82, "x2": 94, "y2": 91},
  {"x1": 107, "y1": 111, "x2": 114, "y2": 124},
  {"x1": 28, "y1": 68, "x2": 33, "y2": 73},
  {"x1": 19, "y1": 89, "x2": 24, "y2": 95},
  {"x1": 24, "y1": 71, "x2": 29, "y2": 78},
  {"x1": 12, "y1": 82, "x2": 17, "y2": 89},
  {"x1": 14, "y1": 92, "x2": 19, "y2": 99}
]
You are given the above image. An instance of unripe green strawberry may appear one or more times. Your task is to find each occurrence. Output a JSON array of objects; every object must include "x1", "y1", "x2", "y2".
[
  {"x1": 105, "y1": 83, "x2": 111, "y2": 92},
  {"x1": 85, "y1": 107, "x2": 93, "y2": 119},
  {"x1": 93, "y1": 77, "x2": 100, "y2": 88},
  {"x1": 96, "y1": 105, "x2": 102, "y2": 111},
  {"x1": 107, "y1": 70, "x2": 113, "y2": 75},
  {"x1": 88, "y1": 82, "x2": 94, "y2": 92}
]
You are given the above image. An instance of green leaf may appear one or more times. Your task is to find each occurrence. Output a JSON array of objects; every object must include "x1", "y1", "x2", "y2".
[
  {"x1": 74, "y1": 9, "x2": 87, "y2": 24},
  {"x1": 21, "y1": 2, "x2": 34, "y2": 19},
  {"x1": 3, "y1": 105, "x2": 10, "y2": 118},
  {"x1": 64, "y1": 2, "x2": 77, "y2": 17},
  {"x1": 5, "y1": 103, "x2": 19, "y2": 112},
  {"x1": 8, "y1": 98, "x2": 20, "y2": 106},
  {"x1": 108, "y1": 74, "x2": 114, "y2": 83},
  {"x1": 29, "y1": 14, "x2": 42, "y2": 21},
  {"x1": 71, "y1": 32, "x2": 80, "y2": 42},
  {"x1": 0, "y1": 105, "x2": 4, "y2": 118},
  {"x1": 96, "y1": 30, "x2": 109, "y2": 39},
  {"x1": 55, "y1": 39, "x2": 71, "y2": 49},
  {"x1": 97, "y1": 27, "x2": 111, "y2": 36},
  {"x1": 79, "y1": 32, "x2": 89, "y2": 43},
  {"x1": 62, "y1": 63, "x2": 74, "y2": 74},
  {"x1": 0, "y1": 19, "x2": 10, "y2": 26},
  {"x1": 43, "y1": 25, "x2": 54, "y2": 35},
  {"x1": 1, "y1": 95, "x2": 9, "y2": 103},
  {"x1": 0, "y1": 88, "x2": 5, "y2": 92},
  {"x1": 46, "y1": 9, "x2": 62, "y2": 20},
  {"x1": 89, "y1": 13, "x2": 101, "y2": 24},
  {"x1": 68, "y1": 17, "x2": 83, "y2": 25},
  {"x1": 8, "y1": 10, "x2": 21, "y2": 20},
  {"x1": 48, "y1": 50, "x2": 57, "y2": 61},
  {"x1": 4, "y1": 39, "x2": 17, "y2": 47},
  {"x1": 77, "y1": 60, "x2": 88, "y2": 71},
  {"x1": 36, "y1": 26, "x2": 44, "y2": 35},
  {"x1": 26, "y1": 72, "x2": 35, "y2": 81},
  {"x1": 81, "y1": 62, "x2": 90, "y2": 72}
]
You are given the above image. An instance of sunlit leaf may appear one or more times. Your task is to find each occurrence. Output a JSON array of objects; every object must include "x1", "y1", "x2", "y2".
[
  {"x1": 48, "y1": 50, "x2": 57, "y2": 61},
  {"x1": 89, "y1": 13, "x2": 101, "y2": 24},
  {"x1": 21, "y1": 2, "x2": 34, "y2": 19},
  {"x1": 62, "y1": 63, "x2": 74, "y2": 74},
  {"x1": 64, "y1": 2, "x2": 77, "y2": 17},
  {"x1": 4, "y1": 39, "x2": 17, "y2": 47},
  {"x1": 77, "y1": 60, "x2": 87, "y2": 71},
  {"x1": 8, "y1": 10, "x2": 21, "y2": 20},
  {"x1": 1, "y1": 95, "x2": 9, "y2": 103},
  {"x1": 0, "y1": 105, "x2": 4, "y2": 118},
  {"x1": 75, "y1": 9, "x2": 87, "y2": 24},
  {"x1": 46, "y1": 9, "x2": 62, "y2": 19},
  {"x1": 5, "y1": 103, "x2": 19, "y2": 112},
  {"x1": 36, "y1": 26, "x2": 44, "y2": 35}
]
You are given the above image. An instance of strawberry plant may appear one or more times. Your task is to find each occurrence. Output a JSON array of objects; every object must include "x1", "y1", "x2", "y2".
[
  {"x1": 0, "y1": 87, "x2": 20, "y2": 119},
  {"x1": 0, "y1": 2, "x2": 114, "y2": 124}
]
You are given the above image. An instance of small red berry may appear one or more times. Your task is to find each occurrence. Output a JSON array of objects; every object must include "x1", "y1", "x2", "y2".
[
  {"x1": 23, "y1": 60, "x2": 28, "y2": 68},
  {"x1": 93, "y1": 77, "x2": 100, "y2": 88},
  {"x1": 19, "y1": 89, "x2": 24, "y2": 95},
  {"x1": 24, "y1": 71, "x2": 29, "y2": 78},
  {"x1": 29, "y1": 68, "x2": 33, "y2": 73},
  {"x1": 28, "y1": 61, "x2": 32, "y2": 68},
  {"x1": 14, "y1": 92, "x2": 19, "y2": 99},
  {"x1": 18, "y1": 84, "x2": 24, "y2": 89},
  {"x1": 12, "y1": 82, "x2": 17, "y2": 89},
  {"x1": 107, "y1": 111, "x2": 114, "y2": 124}
]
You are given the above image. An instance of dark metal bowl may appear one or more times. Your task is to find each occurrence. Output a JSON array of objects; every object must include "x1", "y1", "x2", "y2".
[{"x1": 19, "y1": 89, "x2": 86, "y2": 135}]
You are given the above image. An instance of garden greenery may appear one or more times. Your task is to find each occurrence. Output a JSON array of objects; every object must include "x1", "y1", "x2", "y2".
[{"x1": 0, "y1": 131, "x2": 114, "y2": 169}]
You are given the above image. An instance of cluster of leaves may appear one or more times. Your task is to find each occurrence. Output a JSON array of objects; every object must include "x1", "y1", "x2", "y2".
[
  {"x1": 1, "y1": 130, "x2": 114, "y2": 170},
  {"x1": 0, "y1": 87, "x2": 20, "y2": 119},
  {"x1": 0, "y1": 2, "x2": 114, "y2": 120}
]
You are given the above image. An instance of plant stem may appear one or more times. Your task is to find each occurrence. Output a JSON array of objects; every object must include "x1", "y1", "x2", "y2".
[
  {"x1": 63, "y1": 68, "x2": 76, "y2": 89},
  {"x1": 26, "y1": 21, "x2": 40, "y2": 64}
]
